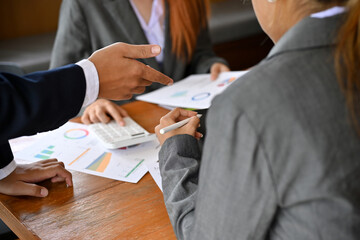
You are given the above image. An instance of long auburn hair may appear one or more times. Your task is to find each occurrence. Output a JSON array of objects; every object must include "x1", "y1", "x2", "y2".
[
  {"x1": 167, "y1": 0, "x2": 210, "y2": 62},
  {"x1": 335, "y1": 0, "x2": 360, "y2": 135}
]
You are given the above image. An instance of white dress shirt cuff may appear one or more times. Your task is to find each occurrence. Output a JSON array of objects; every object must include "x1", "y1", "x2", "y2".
[
  {"x1": 76, "y1": 59, "x2": 99, "y2": 108},
  {"x1": 0, "y1": 160, "x2": 16, "y2": 180}
]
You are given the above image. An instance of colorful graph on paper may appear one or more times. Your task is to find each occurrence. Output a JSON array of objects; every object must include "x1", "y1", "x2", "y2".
[
  {"x1": 34, "y1": 145, "x2": 55, "y2": 160},
  {"x1": 171, "y1": 90, "x2": 188, "y2": 98},
  {"x1": 217, "y1": 77, "x2": 237, "y2": 87},
  {"x1": 69, "y1": 148, "x2": 91, "y2": 166},
  {"x1": 15, "y1": 122, "x2": 159, "y2": 183},
  {"x1": 64, "y1": 128, "x2": 89, "y2": 140},
  {"x1": 86, "y1": 152, "x2": 112, "y2": 173},
  {"x1": 191, "y1": 92, "x2": 211, "y2": 101},
  {"x1": 125, "y1": 159, "x2": 144, "y2": 178}
]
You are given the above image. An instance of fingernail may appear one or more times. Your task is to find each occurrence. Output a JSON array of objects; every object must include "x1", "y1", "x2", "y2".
[
  {"x1": 41, "y1": 188, "x2": 48, "y2": 197},
  {"x1": 151, "y1": 46, "x2": 161, "y2": 54},
  {"x1": 67, "y1": 179, "x2": 73, "y2": 187}
]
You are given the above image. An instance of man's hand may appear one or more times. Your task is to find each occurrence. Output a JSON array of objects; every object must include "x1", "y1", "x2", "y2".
[
  {"x1": 0, "y1": 159, "x2": 73, "y2": 197},
  {"x1": 89, "y1": 42, "x2": 173, "y2": 100}
]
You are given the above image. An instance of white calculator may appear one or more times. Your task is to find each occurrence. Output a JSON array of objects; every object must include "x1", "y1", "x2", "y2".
[{"x1": 88, "y1": 117, "x2": 156, "y2": 149}]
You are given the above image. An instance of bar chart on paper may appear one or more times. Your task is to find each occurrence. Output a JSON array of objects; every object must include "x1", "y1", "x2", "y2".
[
  {"x1": 15, "y1": 122, "x2": 160, "y2": 183},
  {"x1": 34, "y1": 145, "x2": 55, "y2": 160}
]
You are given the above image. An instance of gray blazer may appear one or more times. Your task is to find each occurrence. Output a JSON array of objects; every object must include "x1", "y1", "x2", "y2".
[
  {"x1": 50, "y1": 0, "x2": 227, "y2": 92},
  {"x1": 159, "y1": 14, "x2": 360, "y2": 239}
]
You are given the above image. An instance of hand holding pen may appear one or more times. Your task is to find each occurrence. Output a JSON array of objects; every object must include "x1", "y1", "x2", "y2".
[{"x1": 155, "y1": 108, "x2": 203, "y2": 145}]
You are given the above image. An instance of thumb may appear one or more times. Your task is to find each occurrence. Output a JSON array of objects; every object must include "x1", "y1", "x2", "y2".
[
  {"x1": 121, "y1": 43, "x2": 161, "y2": 59},
  {"x1": 12, "y1": 181, "x2": 49, "y2": 197}
]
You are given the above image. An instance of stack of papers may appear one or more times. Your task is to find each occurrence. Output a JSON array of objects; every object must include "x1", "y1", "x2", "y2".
[
  {"x1": 137, "y1": 71, "x2": 248, "y2": 109},
  {"x1": 14, "y1": 122, "x2": 160, "y2": 184}
]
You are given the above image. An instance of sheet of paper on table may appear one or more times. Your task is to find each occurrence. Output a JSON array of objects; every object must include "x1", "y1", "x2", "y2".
[
  {"x1": 14, "y1": 122, "x2": 161, "y2": 183},
  {"x1": 145, "y1": 160, "x2": 162, "y2": 192},
  {"x1": 137, "y1": 71, "x2": 248, "y2": 109},
  {"x1": 9, "y1": 133, "x2": 49, "y2": 164}
]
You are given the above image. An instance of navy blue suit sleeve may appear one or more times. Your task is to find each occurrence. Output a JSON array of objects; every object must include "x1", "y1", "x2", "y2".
[
  {"x1": 0, "y1": 64, "x2": 86, "y2": 142},
  {"x1": 0, "y1": 143, "x2": 14, "y2": 169}
]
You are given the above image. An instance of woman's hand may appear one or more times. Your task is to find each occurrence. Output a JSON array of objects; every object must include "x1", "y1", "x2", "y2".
[
  {"x1": 0, "y1": 159, "x2": 73, "y2": 197},
  {"x1": 155, "y1": 108, "x2": 203, "y2": 145},
  {"x1": 81, "y1": 99, "x2": 129, "y2": 126},
  {"x1": 210, "y1": 63, "x2": 230, "y2": 81}
]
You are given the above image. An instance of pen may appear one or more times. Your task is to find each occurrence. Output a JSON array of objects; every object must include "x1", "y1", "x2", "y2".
[{"x1": 159, "y1": 114, "x2": 202, "y2": 134}]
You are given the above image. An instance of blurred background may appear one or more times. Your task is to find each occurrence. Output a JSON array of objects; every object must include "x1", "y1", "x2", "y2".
[{"x1": 0, "y1": 0, "x2": 273, "y2": 74}]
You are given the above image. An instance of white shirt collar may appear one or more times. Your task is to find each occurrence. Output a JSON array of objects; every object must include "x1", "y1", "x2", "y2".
[{"x1": 311, "y1": 6, "x2": 347, "y2": 19}]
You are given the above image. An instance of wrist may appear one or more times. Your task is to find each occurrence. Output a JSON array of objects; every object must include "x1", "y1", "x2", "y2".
[{"x1": 0, "y1": 160, "x2": 17, "y2": 180}]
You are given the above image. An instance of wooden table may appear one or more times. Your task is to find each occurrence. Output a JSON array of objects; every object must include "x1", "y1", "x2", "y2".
[{"x1": 0, "y1": 101, "x2": 176, "y2": 240}]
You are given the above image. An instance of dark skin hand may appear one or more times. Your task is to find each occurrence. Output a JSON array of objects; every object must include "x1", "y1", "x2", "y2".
[{"x1": 0, "y1": 159, "x2": 72, "y2": 197}]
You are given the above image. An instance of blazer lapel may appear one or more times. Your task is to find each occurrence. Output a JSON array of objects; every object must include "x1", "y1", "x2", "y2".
[
  {"x1": 102, "y1": 0, "x2": 160, "y2": 70},
  {"x1": 162, "y1": 1, "x2": 172, "y2": 76}
]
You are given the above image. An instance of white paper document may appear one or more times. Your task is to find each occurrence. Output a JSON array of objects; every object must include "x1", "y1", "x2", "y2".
[
  {"x1": 15, "y1": 122, "x2": 161, "y2": 183},
  {"x1": 137, "y1": 71, "x2": 248, "y2": 109},
  {"x1": 9, "y1": 132, "x2": 49, "y2": 155},
  {"x1": 145, "y1": 160, "x2": 162, "y2": 192}
]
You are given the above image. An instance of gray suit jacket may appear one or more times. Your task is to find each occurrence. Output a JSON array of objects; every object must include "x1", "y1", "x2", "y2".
[
  {"x1": 159, "y1": 14, "x2": 360, "y2": 239},
  {"x1": 50, "y1": 0, "x2": 227, "y2": 92}
]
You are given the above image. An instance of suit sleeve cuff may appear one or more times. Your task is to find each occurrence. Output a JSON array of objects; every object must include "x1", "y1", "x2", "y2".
[
  {"x1": 76, "y1": 59, "x2": 99, "y2": 107},
  {"x1": 159, "y1": 134, "x2": 201, "y2": 167},
  {"x1": 0, "y1": 160, "x2": 16, "y2": 180}
]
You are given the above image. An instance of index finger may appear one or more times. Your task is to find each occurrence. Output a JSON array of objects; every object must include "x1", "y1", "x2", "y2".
[
  {"x1": 141, "y1": 64, "x2": 173, "y2": 86},
  {"x1": 106, "y1": 105, "x2": 125, "y2": 126}
]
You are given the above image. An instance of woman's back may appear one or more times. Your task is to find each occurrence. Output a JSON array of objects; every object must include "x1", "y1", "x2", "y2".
[{"x1": 198, "y1": 13, "x2": 360, "y2": 239}]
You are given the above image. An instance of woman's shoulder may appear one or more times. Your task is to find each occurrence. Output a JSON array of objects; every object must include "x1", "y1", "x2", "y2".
[
  {"x1": 212, "y1": 46, "x2": 340, "y2": 137},
  {"x1": 218, "y1": 47, "x2": 336, "y2": 113},
  {"x1": 214, "y1": 57, "x2": 297, "y2": 113}
]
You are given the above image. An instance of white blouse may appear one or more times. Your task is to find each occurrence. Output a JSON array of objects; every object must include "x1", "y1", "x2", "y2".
[{"x1": 130, "y1": 0, "x2": 165, "y2": 63}]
